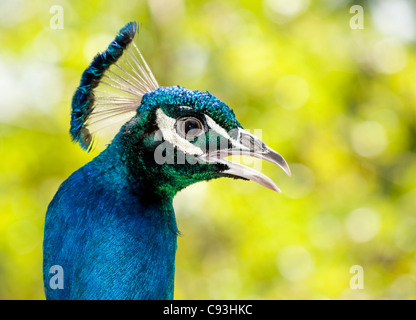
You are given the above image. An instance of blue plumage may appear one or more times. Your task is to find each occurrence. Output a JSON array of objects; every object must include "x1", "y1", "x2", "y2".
[
  {"x1": 43, "y1": 22, "x2": 290, "y2": 300},
  {"x1": 141, "y1": 86, "x2": 242, "y2": 131},
  {"x1": 44, "y1": 146, "x2": 177, "y2": 299}
]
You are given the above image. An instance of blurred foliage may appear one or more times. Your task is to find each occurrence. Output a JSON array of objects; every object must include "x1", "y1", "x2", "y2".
[{"x1": 0, "y1": 0, "x2": 416, "y2": 299}]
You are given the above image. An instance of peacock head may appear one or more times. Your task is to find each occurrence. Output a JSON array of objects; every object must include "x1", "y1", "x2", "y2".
[{"x1": 70, "y1": 22, "x2": 290, "y2": 199}]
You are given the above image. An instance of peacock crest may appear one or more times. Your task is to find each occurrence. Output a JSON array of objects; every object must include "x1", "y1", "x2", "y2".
[{"x1": 70, "y1": 22, "x2": 159, "y2": 151}]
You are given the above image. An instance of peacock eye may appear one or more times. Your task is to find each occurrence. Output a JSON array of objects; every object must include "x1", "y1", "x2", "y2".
[{"x1": 176, "y1": 117, "x2": 205, "y2": 141}]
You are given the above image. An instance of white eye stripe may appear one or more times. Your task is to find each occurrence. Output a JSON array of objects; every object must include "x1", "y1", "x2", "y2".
[
  {"x1": 155, "y1": 108, "x2": 203, "y2": 155},
  {"x1": 178, "y1": 106, "x2": 193, "y2": 110},
  {"x1": 204, "y1": 115, "x2": 252, "y2": 152},
  {"x1": 204, "y1": 114, "x2": 231, "y2": 140}
]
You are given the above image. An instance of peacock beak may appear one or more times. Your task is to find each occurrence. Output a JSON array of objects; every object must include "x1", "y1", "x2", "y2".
[{"x1": 200, "y1": 128, "x2": 291, "y2": 192}]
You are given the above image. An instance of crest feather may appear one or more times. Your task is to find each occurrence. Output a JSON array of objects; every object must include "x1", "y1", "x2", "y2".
[{"x1": 70, "y1": 21, "x2": 159, "y2": 151}]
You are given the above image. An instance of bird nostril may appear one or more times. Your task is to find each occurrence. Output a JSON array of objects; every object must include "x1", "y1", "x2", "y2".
[{"x1": 240, "y1": 134, "x2": 262, "y2": 153}]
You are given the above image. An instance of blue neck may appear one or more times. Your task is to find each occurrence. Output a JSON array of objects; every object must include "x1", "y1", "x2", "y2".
[{"x1": 43, "y1": 147, "x2": 178, "y2": 299}]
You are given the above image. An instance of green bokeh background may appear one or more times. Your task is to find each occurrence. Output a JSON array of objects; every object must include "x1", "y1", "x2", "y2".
[{"x1": 0, "y1": 0, "x2": 415, "y2": 299}]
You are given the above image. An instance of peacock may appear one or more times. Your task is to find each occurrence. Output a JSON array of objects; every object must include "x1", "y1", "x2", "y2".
[{"x1": 43, "y1": 22, "x2": 290, "y2": 300}]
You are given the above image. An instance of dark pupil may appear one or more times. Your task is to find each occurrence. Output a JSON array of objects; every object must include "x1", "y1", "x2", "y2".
[{"x1": 185, "y1": 119, "x2": 201, "y2": 134}]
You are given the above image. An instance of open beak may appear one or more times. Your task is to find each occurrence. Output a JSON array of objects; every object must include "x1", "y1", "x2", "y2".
[{"x1": 200, "y1": 128, "x2": 291, "y2": 192}]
